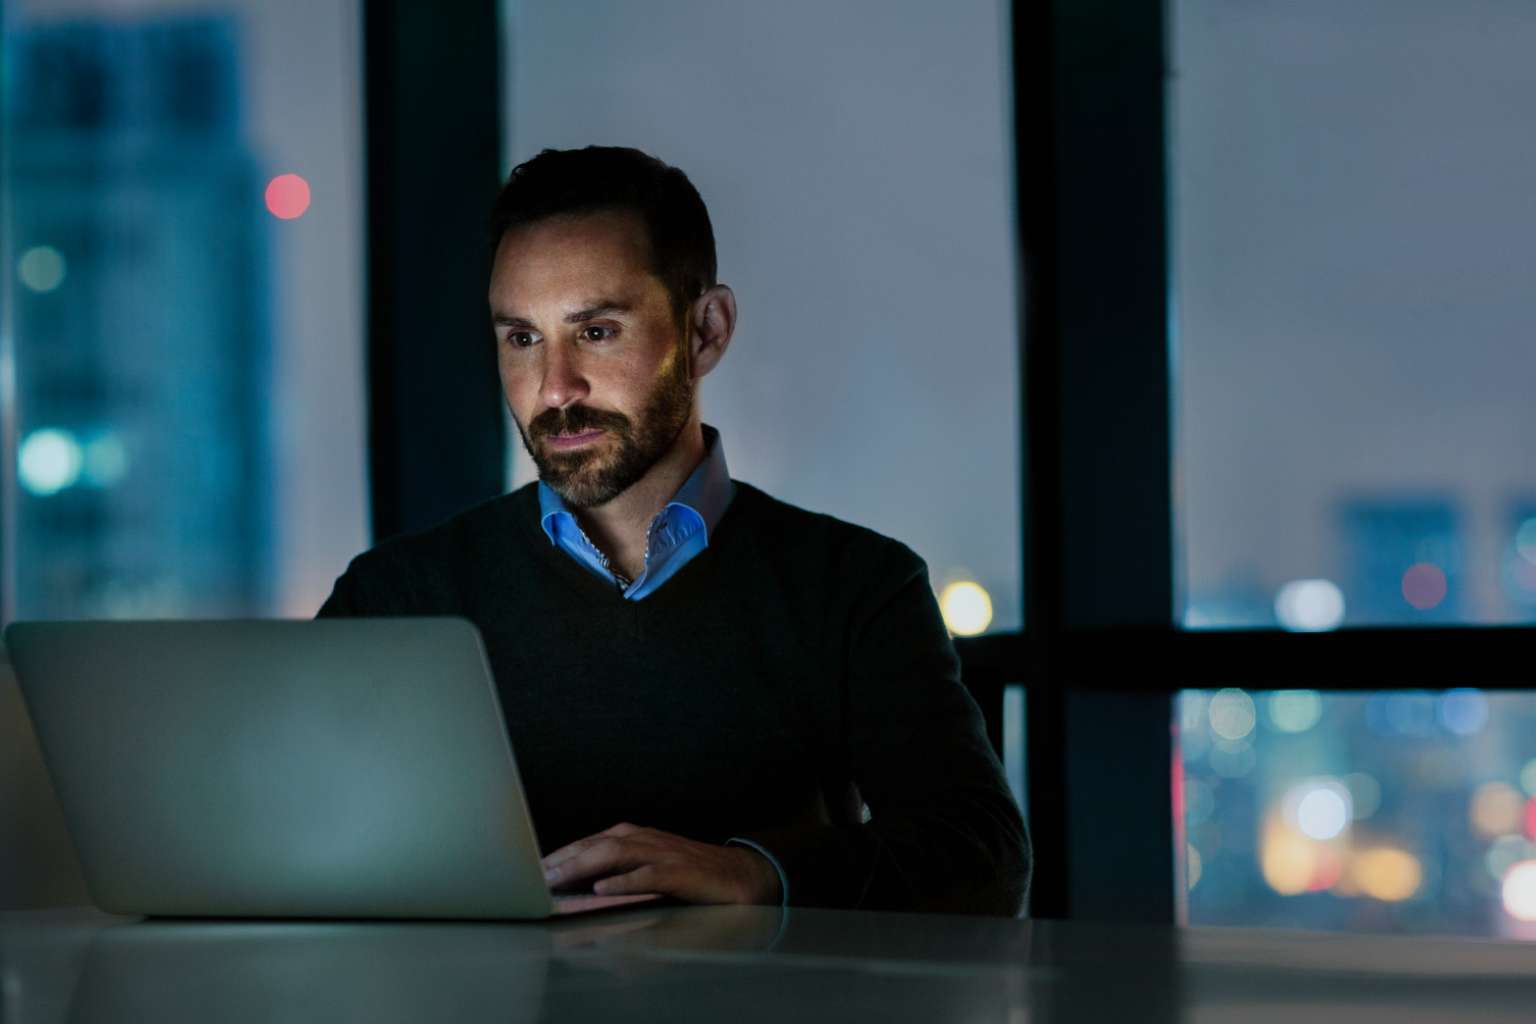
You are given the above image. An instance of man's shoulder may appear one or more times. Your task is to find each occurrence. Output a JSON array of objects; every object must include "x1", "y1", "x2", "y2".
[
  {"x1": 729, "y1": 481, "x2": 926, "y2": 577},
  {"x1": 320, "y1": 485, "x2": 540, "y2": 617}
]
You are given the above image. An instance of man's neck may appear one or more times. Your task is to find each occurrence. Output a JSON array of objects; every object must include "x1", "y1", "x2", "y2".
[{"x1": 572, "y1": 418, "x2": 706, "y2": 580}]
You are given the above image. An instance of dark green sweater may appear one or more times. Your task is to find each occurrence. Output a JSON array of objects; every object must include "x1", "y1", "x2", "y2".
[{"x1": 318, "y1": 480, "x2": 1030, "y2": 915}]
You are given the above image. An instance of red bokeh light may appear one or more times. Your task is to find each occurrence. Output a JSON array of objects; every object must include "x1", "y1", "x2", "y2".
[
  {"x1": 265, "y1": 173, "x2": 311, "y2": 220},
  {"x1": 1524, "y1": 798, "x2": 1536, "y2": 840},
  {"x1": 1401, "y1": 562, "x2": 1448, "y2": 611},
  {"x1": 1308, "y1": 845, "x2": 1344, "y2": 892}
]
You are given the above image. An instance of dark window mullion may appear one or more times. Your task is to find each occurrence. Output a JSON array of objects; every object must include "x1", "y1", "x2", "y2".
[
  {"x1": 1064, "y1": 626, "x2": 1536, "y2": 692},
  {"x1": 1014, "y1": 0, "x2": 1176, "y2": 923},
  {"x1": 363, "y1": 0, "x2": 505, "y2": 543}
]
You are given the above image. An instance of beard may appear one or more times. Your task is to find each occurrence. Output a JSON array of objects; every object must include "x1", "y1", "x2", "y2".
[{"x1": 514, "y1": 346, "x2": 694, "y2": 509}]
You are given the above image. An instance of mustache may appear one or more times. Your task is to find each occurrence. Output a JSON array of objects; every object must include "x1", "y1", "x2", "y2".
[{"x1": 529, "y1": 405, "x2": 630, "y2": 440}]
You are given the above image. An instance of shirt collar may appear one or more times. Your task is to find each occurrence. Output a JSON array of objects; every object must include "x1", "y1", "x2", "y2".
[{"x1": 538, "y1": 423, "x2": 734, "y2": 543}]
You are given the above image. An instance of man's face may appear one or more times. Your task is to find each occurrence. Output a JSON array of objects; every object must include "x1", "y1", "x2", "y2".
[{"x1": 489, "y1": 211, "x2": 694, "y2": 508}]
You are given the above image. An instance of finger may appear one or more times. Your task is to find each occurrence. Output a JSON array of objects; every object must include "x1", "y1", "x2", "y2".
[
  {"x1": 545, "y1": 837, "x2": 650, "y2": 887},
  {"x1": 541, "y1": 836, "x2": 595, "y2": 872},
  {"x1": 592, "y1": 864, "x2": 662, "y2": 896},
  {"x1": 542, "y1": 824, "x2": 644, "y2": 871},
  {"x1": 593, "y1": 860, "x2": 738, "y2": 904}
]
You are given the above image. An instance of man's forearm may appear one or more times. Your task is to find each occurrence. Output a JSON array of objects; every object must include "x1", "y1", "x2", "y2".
[{"x1": 738, "y1": 793, "x2": 1030, "y2": 916}]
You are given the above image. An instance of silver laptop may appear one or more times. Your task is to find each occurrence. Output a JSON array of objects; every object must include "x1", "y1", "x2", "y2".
[{"x1": 3, "y1": 618, "x2": 659, "y2": 919}]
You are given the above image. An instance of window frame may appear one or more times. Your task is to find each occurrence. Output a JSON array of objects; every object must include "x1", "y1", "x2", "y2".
[
  {"x1": 11, "y1": 0, "x2": 1506, "y2": 923},
  {"x1": 955, "y1": 0, "x2": 1536, "y2": 924},
  {"x1": 363, "y1": 0, "x2": 506, "y2": 543}
]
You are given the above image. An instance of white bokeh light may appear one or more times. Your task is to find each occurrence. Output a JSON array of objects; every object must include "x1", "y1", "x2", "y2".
[
  {"x1": 1208, "y1": 688, "x2": 1256, "y2": 741},
  {"x1": 1502, "y1": 860, "x2": 1536, "y2": 921},
  {"x1": 1268, "y1": 689, "x2": 1323, "y2": 733},
  {"x1": 1290, "y1": 779, "x2": 1351, "y2": 841},
  {"x1": 18, "y1": 428, "x2": 83, "y2": 496},
  {"x1": 1274, "y1": 578, "x2": 1346, "y2": 631},
  {"x1": 17, "y1": 245, "x2": 66, "y2": 293},
  {"x1": 939, "y1": 580, "x2": 993, "y2": 637}
]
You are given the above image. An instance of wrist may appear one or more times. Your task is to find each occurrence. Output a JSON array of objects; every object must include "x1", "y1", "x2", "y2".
[{"x1": 737, "y1": 847, "x2": 783, "y2": 905}]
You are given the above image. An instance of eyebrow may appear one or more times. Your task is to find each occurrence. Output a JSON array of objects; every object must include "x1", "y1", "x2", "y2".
[{"x1": 491, "y1": 302, "x2": 632, "y2": 328}]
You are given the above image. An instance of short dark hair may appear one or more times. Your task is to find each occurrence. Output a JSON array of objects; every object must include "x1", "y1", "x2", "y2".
[{"x1": 489, "y1": 146, "x2": 717, "y2": 317}]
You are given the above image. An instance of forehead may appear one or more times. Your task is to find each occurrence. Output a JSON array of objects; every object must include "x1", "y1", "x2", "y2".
[{"x1": 488, "y1": 210, "x2": 662, "y2": 310}]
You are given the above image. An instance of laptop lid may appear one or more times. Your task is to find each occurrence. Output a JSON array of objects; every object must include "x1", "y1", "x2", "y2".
[{"x1": 5, "y1": 618, "x2": 572, "y2": 919}]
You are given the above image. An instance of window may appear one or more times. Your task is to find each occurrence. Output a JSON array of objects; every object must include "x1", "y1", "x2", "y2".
[
  {"x1": 1172, "y1": 0, "x2": 1536, "y2": 936},
  {"x1": 1173, "y1": 0, "x2": 1536, "y2": 630},
  {"x1": 499, "y1": 0, "x2": 1022, "y2": 635},
  {"x1": 2, "y1": 1, "x2": 367, "y2": 621}
]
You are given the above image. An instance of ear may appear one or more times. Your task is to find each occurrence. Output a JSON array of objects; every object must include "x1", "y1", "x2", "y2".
[{"x1": 686, "y1": 284, "x2": 736, "y2": 380}]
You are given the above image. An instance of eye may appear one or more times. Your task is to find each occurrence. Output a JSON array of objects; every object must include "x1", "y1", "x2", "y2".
[
  {"x1": 507, "y1": 331, "x2": 537, "y2": 349},
  {"x1": 581, "y1": 324, "x2": 616, "y2": 343}
]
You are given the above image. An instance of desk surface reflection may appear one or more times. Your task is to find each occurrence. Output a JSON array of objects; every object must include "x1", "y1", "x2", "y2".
[{"x1": 4, "y1": 904, "x2": 1536, "y2": 1023}]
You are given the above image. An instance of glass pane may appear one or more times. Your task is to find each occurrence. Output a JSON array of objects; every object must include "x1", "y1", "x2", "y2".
[
  {"x1": 1004, "y1": 683, "x2": 1027, "y2": 816},
  {"x1": 3, "y1": 0, "x2": 367, "y2": 620},
  {"x1": 500, "y1": 0, "x2": 1021, "y2": 632},
  {"x1": 1171, "y1": 0, "x2": 1536, "y2": 627},
  {"x1": 1180, "y1": 688, "x2": 1536, "y2": 939}
]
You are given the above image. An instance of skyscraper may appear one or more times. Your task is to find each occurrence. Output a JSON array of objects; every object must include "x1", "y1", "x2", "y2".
[{"x1": 10, "y1": 16, "x2": 272, "y2": 618}]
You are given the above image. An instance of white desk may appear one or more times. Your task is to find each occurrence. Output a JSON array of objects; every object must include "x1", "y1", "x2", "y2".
[{"x1": 5, "y1": 904, "x2": 1536, "y2": 1022}]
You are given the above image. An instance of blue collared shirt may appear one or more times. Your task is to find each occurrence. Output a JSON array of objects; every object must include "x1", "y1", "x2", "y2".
[
  {"x1": 538, "y1": 424, "x2": 736, "y2": 598},
  {"x1": 535, "y1": 424, "x2": 789, "y2": 906}
]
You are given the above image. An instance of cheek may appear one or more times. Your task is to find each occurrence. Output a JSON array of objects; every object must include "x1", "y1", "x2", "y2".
[
  {"x1": 497, "y1": 358, "x2": 537, "y2": 410},
  {"x1": 616, "y1": 343, "x2": 678, "y2": 390}
]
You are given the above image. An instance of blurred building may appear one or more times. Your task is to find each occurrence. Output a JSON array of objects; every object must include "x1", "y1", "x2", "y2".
[
  {"x1": 1502, "y1": 502, "x2": 1536, "y2": 613},
  {"x1": 10, "y1": 16, "x2": 272, "y2": 618},
  {"x1": 1337, "y1": 498, "x2": 1462, "y2": 625}
]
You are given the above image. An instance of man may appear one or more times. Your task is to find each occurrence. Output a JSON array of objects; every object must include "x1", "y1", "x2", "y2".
[{"x1": 319, "y1": 146, "x2": 1029, "y2": 914}]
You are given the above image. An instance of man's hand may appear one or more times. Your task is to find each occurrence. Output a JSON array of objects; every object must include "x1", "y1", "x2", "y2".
[{"x1": 541, "y1": 823, "x2": 782, "y2": 905}]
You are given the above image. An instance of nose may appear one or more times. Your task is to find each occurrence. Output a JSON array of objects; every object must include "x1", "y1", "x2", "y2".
[{"x1": 538, "y1": 340, "x2": 589, "y2": 410}]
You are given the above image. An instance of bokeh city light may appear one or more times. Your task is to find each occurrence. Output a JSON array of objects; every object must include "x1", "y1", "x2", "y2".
[
  {"x1": 939, "y1": 580, "x2": 993, "y2": 636},
  {"x1": 18, "y1": 428, "x2": 83, "y2": 496},
  {"x1": 1260, "y1": 816, "x2": 1316, "y2": 896},
  {"x1": 1401, "y1": 562, "x2": 1448, "y2": 610},
  {"x1": 1292, "y1": 780, "x2": 1351, "y2": 841},
  {"x1": 1268, "y1": 690, "x2": 1323, "y2": 733},
  {"x1": 1208, "y1": 689, "x2": 1256, "y2": 742},
  {"x1": 17, "y1": 245, "x2": 66, "y2": 292},
  {"x1": 1351, "y1": 848, "x2": 1421, "y2": 902},
  {"x1": 1438, "y1": 689, "x2": 1488, "y2": 735},
  {"x1": 1184, "y1": 690, "x2": 1536, "y2": 937},
  {"x1": 265, "y1": 173, "x2": 312, "y2": 219},
  {"x1": 1273, "y1": 578, "x2": 1346, "y2": 631},
  {"x1": 1502, "y1": 860, "x2": 1536, "y2": 921},
  {"x1": 1471, "y1": 782, "x2": 1524, "y2": 839}
]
